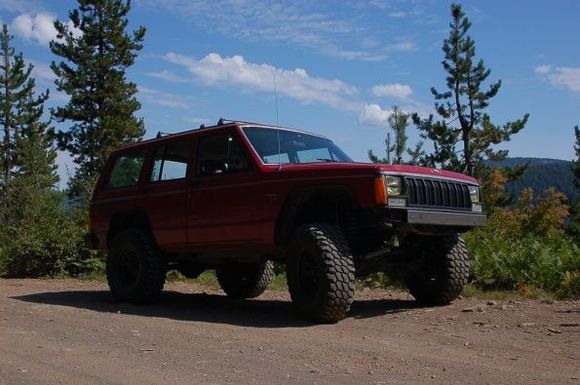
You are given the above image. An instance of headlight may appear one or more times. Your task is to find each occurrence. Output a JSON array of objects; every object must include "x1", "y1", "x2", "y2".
[
  {"x1": 385, "y1": 175, "x2": 401, "y2": 195},
  {"x1": 469, "y1": 185, "x2": 480, "y2": 203},
  {"x1": 386, "y1": 176, "x2": 401, "y2": 196},
  {"x1": 374, "y1": 175, "x2": 402, "y2": 205}
]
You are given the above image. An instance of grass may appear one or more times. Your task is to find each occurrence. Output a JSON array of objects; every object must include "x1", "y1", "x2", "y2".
[
  {"x1": 167, "y1": 269, "x2": 289, "y2": 291},
  {"x1": 462, "y1": 284, "x2": 558, "y2": 302},
  {"x1": 53, "y1": 266, "x2": 570, "y2": 303},
  {"x1": 192, "y1": 270, "x2": 220, "y2": 288},
  {"x1": 181, "y1": 271, "x2": 559, "y2": 302}
]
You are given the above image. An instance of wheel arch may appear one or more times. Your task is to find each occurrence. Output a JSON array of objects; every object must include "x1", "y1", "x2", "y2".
[
  {"x1": 107, "y1": 209, "x2": 154, "y2": 247},
  {"x1": 275, "y1": 184, "x2": 358, "y2": 245}
]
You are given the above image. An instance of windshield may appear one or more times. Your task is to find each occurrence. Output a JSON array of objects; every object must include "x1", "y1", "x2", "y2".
[{"x1": 242, "y1": 126, "x2": 353, "y2": 164}]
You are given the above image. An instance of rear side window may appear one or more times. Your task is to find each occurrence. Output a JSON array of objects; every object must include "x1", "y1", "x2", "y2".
[
  {"x1": 197, "y1": 132, "x2": 250, "y2": 177},
  {"x1": 150, "y1": 139, "x2": 192, "y2": 182},
  {"x1": 107, "y1": 152, "x2": 145, "y2": 188}
]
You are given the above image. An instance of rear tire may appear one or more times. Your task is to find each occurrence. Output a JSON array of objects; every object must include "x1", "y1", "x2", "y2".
[
  {"x1": 106, "y1": 229, "x2": 166, "y2": 304},
  {"x1": 405, "y1": 234, "x2": 469, "y2": 305},
  {"x1": 216, "y1": 260, "x2": 274, "y2": 299},
  {"x1": 287, "y1": 224, "x2": 355, "y2": 323}
]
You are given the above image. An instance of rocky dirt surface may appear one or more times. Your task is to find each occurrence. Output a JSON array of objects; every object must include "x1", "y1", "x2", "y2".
[{"x1": 0, "y1": 278, "x2": 578, "y2": 385}]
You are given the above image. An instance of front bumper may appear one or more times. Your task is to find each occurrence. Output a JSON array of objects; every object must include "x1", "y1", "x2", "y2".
[
  {"x1": 405, "y1": 208, "x2": 487, "y2": 226},
  {"x1": 362, "y1": 206, "x2": 487, "y2": 229}
]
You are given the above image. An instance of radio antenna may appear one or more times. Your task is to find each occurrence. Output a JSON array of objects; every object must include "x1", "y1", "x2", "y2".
[
  {"x1": 273, "y1": 69, "x2": 280, "y2": 127},
  {"x1": 273, "y1": 69, "x2": 282, "y2": 171}
]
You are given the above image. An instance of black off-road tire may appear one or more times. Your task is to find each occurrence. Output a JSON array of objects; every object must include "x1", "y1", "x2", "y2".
[
  {"x1": 216, "y1": 260, "x2": 274, "y2": 299},
  {"x1": 405, "y1": 234, "x2": 469, "y2": 305},
  {"x1": 287, "y1": 224, "x2": 355, "y2": 323},
  {"x1": 106, "y1": 229, "x2": 167, "y2": 304}
]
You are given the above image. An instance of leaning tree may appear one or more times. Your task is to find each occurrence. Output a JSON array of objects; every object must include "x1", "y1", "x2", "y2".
[{"x1": 413, "y1": 3, "x2": 528, "y2": 177}]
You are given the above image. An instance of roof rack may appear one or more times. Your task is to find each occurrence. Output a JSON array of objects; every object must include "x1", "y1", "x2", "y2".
[
  {"x1": 197, "y1": 118, "x2": 257, "y2": 130},
  {"x1": 156, "y1": 131, "x2": 173, "y2": 138}
]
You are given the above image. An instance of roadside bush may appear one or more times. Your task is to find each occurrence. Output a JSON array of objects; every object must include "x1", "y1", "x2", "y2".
[
  {"x1": 0, "y1": 191, "x2": 97, "y2": 278},
  {"x1": 465, "y1": 212, "x2": 580, "y2": 299}
]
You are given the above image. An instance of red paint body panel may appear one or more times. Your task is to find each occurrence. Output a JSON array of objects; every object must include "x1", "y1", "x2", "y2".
[{"x1": 89, "y1": 122, "x2": 480, "y2": 253}]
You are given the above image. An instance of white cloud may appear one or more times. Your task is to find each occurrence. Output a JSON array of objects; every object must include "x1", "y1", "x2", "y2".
[
  {"x1": 141, "y1": 0, "x2": 406, "y2": 62},
  {"x1": 358, "y1": 104, "x2": 391, "y2": 126},
  {"x1": 161, "y1": 51, "x2": 431, "y2": 127},
  {"x1": 185, "y1": 116, "x2": 212, "y2": 126},
  {"x1": 165, "y1": 52, "x2": 359, "y2": 110},
  {"x1": 387, "y1": 40, "x2": 416, "y2": 52},
  {"x1": 372, "y1": 83, "x2": 413, "y2": 99},
  {"x1": 148, "y1": 70, "x2": 189, "y2": 83},
  {"x1": 534, "y1": 65, "x2": 552, "y2": 74},
  {"x1": 138, "y1": 86, "x2": 194, "y2": 109},
  {"x1": 11, "y1": 13, "x2": 81, "y2": 45},
  {"x1": 548, "y1": 67, "x2": 580, "y2": 92},
  {"x1": 11, "y1": 13, "x2": 57, "y2": 45},
  {"x1": 389, "y1": 12, "x2": 407, "y2": 18},
  {"x1": 536, "y1": 65, "x2": 580, "y2": 92},
  {"x1": 30, "y1": 60, "x2": 56, "y2": 82}
]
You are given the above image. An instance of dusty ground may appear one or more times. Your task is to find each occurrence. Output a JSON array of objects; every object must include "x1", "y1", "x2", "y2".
[{"x1": 0, "y1": 279, "x2": 578, "y2": 385}]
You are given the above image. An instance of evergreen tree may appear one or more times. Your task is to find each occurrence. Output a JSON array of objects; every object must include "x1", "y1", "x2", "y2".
[
  {"x1": 412, "y1": 4, "x2": 528, "y2": 176},
  {"x1": 367, "y1": 142, "x2": 390, "y2": 164},
  {"x1": 0, "y1": 25, "x2": 57, "y2": 223},
  {"x1": 50, "y1": 0, "x2": 146, "y2": 198},
  {"x1": 368, "y1": 105, "x2": 411, "y2": 164},
  {"x1": 13, "y1": 83, "x2": 58, "y2": 191},
  {"x1": 574, "y1": 125, "x2": 579, "y2": 190},
  {"x1": 0, "y1": 26, "x2": 89, "y2": 278},
  {"x1": 5, "y1": 83, "x2": 58, "y2": 228},
  {"x1": 0, "y1": 24, "x2": 34, "y2": 195},
  {"x1": 569, "y1": 125, "x2": 580, "y2": 241},
  {"x1": 388, "y1": 106, "x2": 408, "y2": 164},
  {"x1": 406, "y1": 142, "x2": 426, "y2": 166}
]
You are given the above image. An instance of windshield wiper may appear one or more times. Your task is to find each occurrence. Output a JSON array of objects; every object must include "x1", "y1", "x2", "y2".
[{"x1": 316, "y1": 158, "x2": 338, "y2": 162}]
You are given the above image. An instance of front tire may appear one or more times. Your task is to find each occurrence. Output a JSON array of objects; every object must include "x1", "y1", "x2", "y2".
[
  {"x1": 287, "y1": 224, "x2": 355, "y2": 323},
  {"x1": 106, "y1": 229, "x2": 166, "y2": 304},
  {"x1": 405, "y1": 234, "x2": 469, "y2": 305},
  {"x1": 216, "y1": 260, "x2": 274, "y2": 299}
]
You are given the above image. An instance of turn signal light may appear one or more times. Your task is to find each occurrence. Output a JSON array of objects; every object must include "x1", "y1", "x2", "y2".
[{"x1": 374, "y1": 175, "x2": 387, "y2": 205}]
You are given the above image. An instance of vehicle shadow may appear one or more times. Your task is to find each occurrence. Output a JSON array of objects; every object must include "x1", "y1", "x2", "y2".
[{"x1": 13, "y1": 289, "x2": 419, "y2": 328}]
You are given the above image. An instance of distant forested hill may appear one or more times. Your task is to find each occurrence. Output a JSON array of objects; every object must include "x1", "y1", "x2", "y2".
[{"x1": 486, "y1": 157, "x2": 576, "y2": 201}]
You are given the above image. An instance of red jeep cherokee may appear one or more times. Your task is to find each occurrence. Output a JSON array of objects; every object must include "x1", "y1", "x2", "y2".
[{"x1": 87, "y1": 120, "x2": 486, "y2": 323}]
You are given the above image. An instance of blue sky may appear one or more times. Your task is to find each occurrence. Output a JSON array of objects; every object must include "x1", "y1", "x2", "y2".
[{"x1": 0, "y1": 0, "x2": 578, "y2": 185}]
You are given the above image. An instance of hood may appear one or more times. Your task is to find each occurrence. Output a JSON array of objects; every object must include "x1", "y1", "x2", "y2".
[{"x1": 264, "y1": 162, "x2": 478, "y2": 184}]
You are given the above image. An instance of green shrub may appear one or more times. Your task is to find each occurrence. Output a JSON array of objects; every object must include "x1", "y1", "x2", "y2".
[
  {"x1": 0, "y1": 192, "x2": 98, "y2": 278},
  {"x1": 465, "y1": 225, "x2": 580, "y2": 299}
]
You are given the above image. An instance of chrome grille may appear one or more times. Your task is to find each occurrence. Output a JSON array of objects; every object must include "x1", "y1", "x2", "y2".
[{"x1": 404, "y1": 177, "x2": 471, "y2": 210}]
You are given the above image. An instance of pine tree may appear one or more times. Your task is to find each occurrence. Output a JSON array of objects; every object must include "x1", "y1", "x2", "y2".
[
  {"x1": 50, "y1": 0, "x2": 146, "y2": 198},
  {"x1": 574, "y1": 125, "x2": 579, "y2": 190},
  {"x1": 0, "y1": 25, "x2": 57, "y2": 220},
  {"x1": 0, "y1": 26, "x2": 88, "y2": 278},
  {"x1": 368, "y1": 105, "x2": 410, "y2": 164},
  {"x1": 406, "y1": 142, "x2": 426, "y2": 166},
  {"x1": 0, "y1": 24, "x2": 34, "y2": 195},
  {"x1": 13, "y1": 83, "x2": 58, "y2": 191},
  {"x1": 412, "y1": 4, "x2": 528, "y2": 176},
  {"x1": 388, "y1": 106, "x2": 408, "y2": 164},
  {"x1": 568, "y1": 125, "x2": 580, "y2": 241},
  {"x1": 367, "y1": 141, "x2": 390, "y2": 164},
  {"x1": 5, "y1": 82, "x2": 58, "y2": 226}
]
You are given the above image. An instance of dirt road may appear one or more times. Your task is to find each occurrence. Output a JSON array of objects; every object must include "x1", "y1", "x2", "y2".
[{"x1": 0, "y1": 279, "x2": 578, "y2": 385}]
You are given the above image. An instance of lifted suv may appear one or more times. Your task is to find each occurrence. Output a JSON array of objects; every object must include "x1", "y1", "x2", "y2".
[{"x1": 87, "y1": 120, "x2": 486, "y2": 323}]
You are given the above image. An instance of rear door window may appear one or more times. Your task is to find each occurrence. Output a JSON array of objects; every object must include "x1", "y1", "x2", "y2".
[
  {"x1": 150, "y1": 139, "x2": 193, "y2": 182},
  {"x1": 197, "y1": 132, "x2": 251, "y2": 177},
  {"x1": 107, "y1": 152, "x2": 145, "y2": 188}
]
